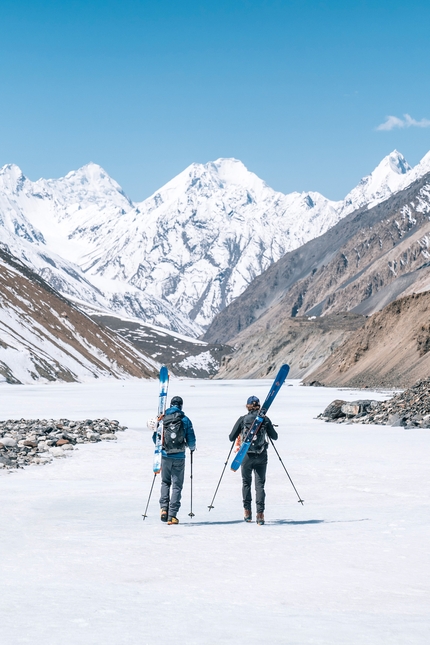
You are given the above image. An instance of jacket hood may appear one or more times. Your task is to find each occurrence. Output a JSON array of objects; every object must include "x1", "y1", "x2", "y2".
[{"x1": 165, "y1": 405, "x2": 184, "y2": 416}]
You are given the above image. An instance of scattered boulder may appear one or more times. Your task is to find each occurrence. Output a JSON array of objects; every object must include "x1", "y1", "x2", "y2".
[
  {"x1": 0, "y1": 418, "x2": 127, "y2": 470},
  {"x1": 341, "y1": 403, "x2": 360, "y2": 417},
  {"x1": 49, "y1": 447, "x2": 65, "y2": 458},
  {"x1": 320, "y1": 399, "x2": 378, "y2": 421},
  {"x1": 1, "y1": 437, "x2": 17, "y2": 447},
  {"x1": 388, "y1": 413, "x2": 406, "y2": 427},
  {"x1": 342, "y1": 400, "x2": 377, "y2": 417},
  {"x1": 321, "y1": 400, "x2": 347, "y2": 420},
  {"x1": 318, "y1": 377, "x2": 430, "y2": 427}
]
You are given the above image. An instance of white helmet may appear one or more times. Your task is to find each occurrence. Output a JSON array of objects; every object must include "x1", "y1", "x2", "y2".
[{"x1": 146, "y1": 417, "x2": 158, "y2": 431}]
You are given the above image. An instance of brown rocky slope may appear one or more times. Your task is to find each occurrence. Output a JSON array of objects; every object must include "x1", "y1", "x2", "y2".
[
  {"x1": 216, "y1": 312, "x2": 365, "y2": 379},
  {"x1": 304, "y1": 291, "x2": 430, "y2": 389},
  {"x1": 0, "y1": 244, "x2": 157, "y2": 382}
]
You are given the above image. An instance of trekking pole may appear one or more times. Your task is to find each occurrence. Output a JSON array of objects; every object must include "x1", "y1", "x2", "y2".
[
  {"x1": 208, "y1": 442, "x2": 234, "y2": 511},
  {"x1": 268, "y1": 436, "x2": 304, "y2": 505},
  {"x1": 142, "y1": 473, "x2": 157, "y2": 520},
  {"x1": 189, "y1": 450, "x2": 195, "y2": 518}
]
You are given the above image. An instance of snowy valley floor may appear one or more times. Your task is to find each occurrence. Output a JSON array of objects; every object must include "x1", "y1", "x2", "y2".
[{"x1": 0, "y1": 379, "x2": 429, "y2": 645}]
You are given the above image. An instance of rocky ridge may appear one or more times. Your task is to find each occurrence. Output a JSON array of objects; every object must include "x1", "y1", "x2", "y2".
[
  {"x1": 319, "y1": 378, "x2": 430, "y2": 428},
  {"x1": 0, "y1": 418, "x2": 126, "y2": 470},
  {"x1": 91, "y1": 313, "x2": 233, "y2": 378},
  {"x1": 205, "y1": 171, "x2": 430, "y2": 345}
]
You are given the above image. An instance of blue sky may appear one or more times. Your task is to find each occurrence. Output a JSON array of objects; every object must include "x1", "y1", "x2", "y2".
[{"x1": 1, "y1": 0, "x2": 429, "y2": 201}]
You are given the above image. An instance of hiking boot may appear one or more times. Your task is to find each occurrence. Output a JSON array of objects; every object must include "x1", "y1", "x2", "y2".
[
  {"x1": 244, "y1": 509, "x2": 252, "y2": 522},
  {"x1": 160, "y1": 508, "x2": 168, "y2": 522},
  {"x1": 167, "y1": 516, "x2": 179, "y2": 525},
  {"x1": 256, "y1": 512, "x2": 265, "y2": 525}
]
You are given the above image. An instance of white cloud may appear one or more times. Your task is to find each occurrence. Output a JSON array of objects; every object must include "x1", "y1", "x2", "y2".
[{"x1": 377, "y1": 113, "x2": 430, "y2": 131}]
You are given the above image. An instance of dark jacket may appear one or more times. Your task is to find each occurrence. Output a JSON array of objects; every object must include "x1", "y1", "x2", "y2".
[
  {"x1": 229, "y1": 411, "x2": 278, "y2": 444},
  {"x1": 152, "y1": 405, "x2": 196, "y2": 459}
]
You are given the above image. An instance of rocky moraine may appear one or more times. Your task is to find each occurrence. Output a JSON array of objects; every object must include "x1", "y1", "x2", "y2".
[
  {"x1": 319, "y1": 377, "x2": 430, "y2": 428},
  {"x1": 0, "y1": 418, "x2": 126, "y2": 470}
]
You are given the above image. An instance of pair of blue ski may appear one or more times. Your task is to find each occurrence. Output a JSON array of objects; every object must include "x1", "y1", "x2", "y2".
[
  {"x1": 147, "y1": 363, "x2": 292, "y2": 519},
  {"x1": 153, "y1": 364, "x2": 289, "y2": 473}
]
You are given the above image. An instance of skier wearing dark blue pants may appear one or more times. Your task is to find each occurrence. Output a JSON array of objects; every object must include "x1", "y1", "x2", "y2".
[
  {"x1": 229, "y1": 396, "x2": 278, "y2": 525},
  {"x1": 152, "y1": 396, "x2": 196, "y2": 524}
]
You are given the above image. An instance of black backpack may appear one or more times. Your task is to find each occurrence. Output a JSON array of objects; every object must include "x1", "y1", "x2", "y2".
[
  {"x1": 163, "y1": 411, "x2": 186, "y2": 454},
  {"x1": 241, "y1": 412, "x2": 268, "y2": 455}
]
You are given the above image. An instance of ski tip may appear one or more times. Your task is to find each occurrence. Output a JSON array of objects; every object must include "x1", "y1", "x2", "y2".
[{"x1": 159, "y1": 365, "x2": 169, "y2": 379}]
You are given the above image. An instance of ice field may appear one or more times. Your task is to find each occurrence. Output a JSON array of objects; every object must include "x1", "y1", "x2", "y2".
[{"x1": 1, "y1": 378, "x2": 429, "y2": 644}]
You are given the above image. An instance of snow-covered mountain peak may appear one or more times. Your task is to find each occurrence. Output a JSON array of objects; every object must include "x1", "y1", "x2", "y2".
[
  {"x1": 0, "y1": 164, "x2": 27, "y2": 192},
  {"x1": 341, "y1": 149, "x2": 414, "y2": 215},
  {"x1": 387, "y1": 150, "x2": 411, "y2": 174},
  {"x1": 208, "y1": 158, "x2": 269, "y2": 192},
  {"x1": 361, "y1": 150, "x2": 411, "y2": 187},
  {"x1": 141, "y1": 157, "x2": 272, "y2": 210},
  {"x1": 1, "y1": 148, "x2": 430, "y2": 336},
  {"x1": 38, "y1": 163, "x2": 132, "y2": 211},
  {"x1": 64, "y1": 162, "x2": 117, "y2": 186}
]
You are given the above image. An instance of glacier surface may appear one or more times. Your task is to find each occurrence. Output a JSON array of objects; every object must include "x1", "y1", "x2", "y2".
[{"x1": 0, "y1": 379, "x2": 429, "y2": 644}]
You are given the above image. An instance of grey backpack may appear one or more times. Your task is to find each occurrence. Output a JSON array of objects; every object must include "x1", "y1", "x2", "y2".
[
  {"x1": 241, "y1": 412, "x2": 267, "y2": 455},
  {"x1": 163, "y1": 411, "x2": 186, "y2": 454}
]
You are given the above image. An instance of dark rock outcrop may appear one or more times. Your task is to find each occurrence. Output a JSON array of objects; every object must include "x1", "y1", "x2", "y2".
[{"x1": 318, "y1": 378, "x2": 430, "y2": 428}]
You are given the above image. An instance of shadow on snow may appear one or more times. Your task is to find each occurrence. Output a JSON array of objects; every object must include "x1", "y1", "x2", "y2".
[{"x1": 180, "y1": 518, "x2": 370, "y2": 527}]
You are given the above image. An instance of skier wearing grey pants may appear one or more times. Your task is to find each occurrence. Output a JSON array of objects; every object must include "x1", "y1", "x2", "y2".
[
  {"x1": 160, "y1": 458, "x2": 185, "y2": 519},
  {"x1": 152, "y1": 396, "x2": 196, "y2": 524},
  {"x1": 229, "y1": 395, "x2": 278, "y2": 525}
]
